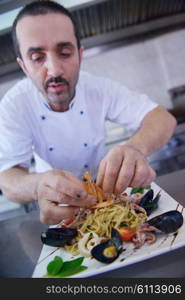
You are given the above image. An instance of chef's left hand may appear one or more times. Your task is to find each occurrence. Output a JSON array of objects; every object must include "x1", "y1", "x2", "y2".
[{"x1": 96, "y1": 144, "x2": 156, "y2": 194}]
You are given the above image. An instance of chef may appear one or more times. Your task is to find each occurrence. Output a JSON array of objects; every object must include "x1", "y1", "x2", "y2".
[{"x1": 0, "y1": 1, "x2": 176, "y2": 225}]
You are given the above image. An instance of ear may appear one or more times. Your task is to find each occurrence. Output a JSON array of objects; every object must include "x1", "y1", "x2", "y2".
[{"x1": 17, "y1": 57, "x2": 29, "y2": 76}]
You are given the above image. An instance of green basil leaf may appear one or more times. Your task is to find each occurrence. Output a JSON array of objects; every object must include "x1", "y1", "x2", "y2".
[
  {"x1": 47, "y1": 256, "x2": 63, "y2": 276},
  {"x1": 46, "y1": 256, "x2": 87, "y2": 278},
  {"x1": 55, "y1": 257, "x2": 85, "y2": 277},
  {"x1": 57, "y1": 265, "x2": 88, "y2": 277},
  {"x1": 131, "y1": 186, "x2": 151, "y2": 194},
  {"x1": 61, "y1": 257, "x2": 84, "y2": 270}
]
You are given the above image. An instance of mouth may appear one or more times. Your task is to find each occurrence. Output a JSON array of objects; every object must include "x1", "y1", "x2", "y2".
[{"x1": 47, "y1": 83, "x2": 68, "y2": 93}]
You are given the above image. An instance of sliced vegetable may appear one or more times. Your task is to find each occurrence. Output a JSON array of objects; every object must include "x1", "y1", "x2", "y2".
[
  {"x1": 46, "y1": 256, "x2": 87, "y2": 277},
  {"x1": 118, "y1": 226, "x2": 136, "y2": 242},
  {"x1": 130, "y1": 186, "x2": 151, "y2": 195},
  {"x1": 61, "y1": 218, "x2": 75, "y2": 228}
]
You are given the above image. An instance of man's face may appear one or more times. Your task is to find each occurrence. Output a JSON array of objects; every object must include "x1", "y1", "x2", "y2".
[{"x1": 16, "y1": 13, "x2": 83, "y2": 111}]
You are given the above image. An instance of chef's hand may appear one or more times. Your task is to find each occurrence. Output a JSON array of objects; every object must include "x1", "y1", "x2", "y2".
[
  {"x1": 36, "y1": 169, "x2": 96, "y2": 225},
  {"x1": 96, "y1": 144, "x2": 156, "y2": 194}
]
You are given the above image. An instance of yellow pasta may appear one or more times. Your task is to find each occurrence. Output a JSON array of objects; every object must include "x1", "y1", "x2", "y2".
[{"x1": 65, "y1": 201, "x2": 147, "y2": 256}]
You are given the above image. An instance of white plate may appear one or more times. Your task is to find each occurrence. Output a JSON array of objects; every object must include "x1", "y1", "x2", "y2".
[{"x1": 32, "y1": 182, "x2": 185, "y2": 278}]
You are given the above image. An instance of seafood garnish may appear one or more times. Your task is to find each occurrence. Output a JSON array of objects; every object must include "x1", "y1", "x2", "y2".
[
  {"x1": 91, "y1": 228, "x2": 123, "y2": 263},
  {"x1": 132, "y1": 210, "x2": 184, "y2": 249},
  {"x1": 139, "y1": 189, "x2": 161, "y2": 216},
  {"x1": 41, "y1": 227, "x2": 77, "y2": 247},
  {"x1": 147, "y1": 210, "x2": 183, "y2": 234},
  {"x1": 132, "y1": 222, "x2": 160, "y2": 249},
  {"x1": 78, "y1": 232, "x2": 104, "y2": 257}
]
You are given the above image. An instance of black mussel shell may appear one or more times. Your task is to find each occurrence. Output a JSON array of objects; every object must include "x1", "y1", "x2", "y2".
[
  {"x1": 147, "y1": 210, "x2": 183, "y2": 234},
  {"x1": 91, "y1": 228, "x2": 123, "y2": 264},
  {"x1": 41, "y1": 227, "x2": 77, "y2": 247},
  {"x1": 140, "y1": 189, "x2": 154, "y2": 207},
  {"x1": 111, "y1": 228, "x2": 123, "y2": 253},
  {"x1": 91, "y1": 240, "x2": 119, "y2": 264},
  {"x1": 139, "y1": 189, "x2": 161, "y2": 216}
]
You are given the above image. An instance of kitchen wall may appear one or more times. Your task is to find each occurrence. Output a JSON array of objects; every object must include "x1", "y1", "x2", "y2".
[{"x1": 81, "y1": 28, "x2": 185, "y2": 110}]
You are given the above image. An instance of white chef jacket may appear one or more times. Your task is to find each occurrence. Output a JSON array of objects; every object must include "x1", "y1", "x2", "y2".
[{"x1": 0, "y1": 71, "x2": 157, "y2": 179}]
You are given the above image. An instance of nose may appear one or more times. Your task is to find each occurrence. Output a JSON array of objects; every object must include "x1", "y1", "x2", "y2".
[{"x1": 45, "y1": 54, "x2": 64, "y2": 78}]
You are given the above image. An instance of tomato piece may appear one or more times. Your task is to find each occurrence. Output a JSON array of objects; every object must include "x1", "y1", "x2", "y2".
[
  {"x1": 61, "y1": 218, "x2": 75, "y2": 228},
  {"x1": 121, "y1": 192, "x2": 128, "y2": 196},
  {"x1": 118, "y1": 226, "x2": 136, "y2": 242}
]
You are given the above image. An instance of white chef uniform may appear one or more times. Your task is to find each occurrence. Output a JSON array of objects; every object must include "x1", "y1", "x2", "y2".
[{"x1": 0, "y1": 71, "x2": 158, "y2": 179}]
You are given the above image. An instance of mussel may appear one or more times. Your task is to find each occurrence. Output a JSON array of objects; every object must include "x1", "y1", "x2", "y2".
[
  {"x1": 147, "y1": 210, "x2": 183, "y2": 234},
  {"x1": 139, "y1": 189, "x2": 161, "y2": 216},
  {"x1": 41, "y1": 227, "x2": 77, "y2": 247},
  {"x1": 91, "y1": 228, "x2": 123, "y2": 264}
]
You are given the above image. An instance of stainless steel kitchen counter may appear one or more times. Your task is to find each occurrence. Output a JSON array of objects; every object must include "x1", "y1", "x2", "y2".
[{"x1": 0, "y1": 169, "x2": 185, "y2": 278}]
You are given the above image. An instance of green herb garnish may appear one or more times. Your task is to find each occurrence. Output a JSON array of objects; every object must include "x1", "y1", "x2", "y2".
[
  {"x1": 130, "y1": 186, "x2": 151, "y2": 194},
  {"x1": 46, "y1": 256, "x2": 87, "y2": 277},
  {"x1": 57, "y1": 260, "x2": 88, "y2": 277},
  {"x1": 47, "y1": 256, "x2": 63, "y2": 276}
]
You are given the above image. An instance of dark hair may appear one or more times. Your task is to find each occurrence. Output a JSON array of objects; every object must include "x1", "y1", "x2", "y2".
[{"x1": 12, "y1": 0, "x2": 81, "y2": 58}]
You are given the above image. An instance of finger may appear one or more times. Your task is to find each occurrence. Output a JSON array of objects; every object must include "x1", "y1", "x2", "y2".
[
  {"x1": 101, "y1": 160, "x2": 122, "y2": 194},
  {"x1": 46, "y1": 175, "x2": 89, "y2": 200},
  {"x1": 150, "y1": 167, "x2": 156, "y2": 182},
  {"x1": 57, "y1": 193, "x2": 97, "y2": 207},
  {"x1": 41, "y1": 186, "x2": 97, "y2": 207},
  {"x1": 63, "y1": 170, "x2": 87, "y2": 186},
  {"x1": 140, "y1": 167, "x2": 156, "y2": 186},
  {"x1": 130, "y1": 160, "x2": 150, "y2": 187},
  {"x1": 96, "y1": 159, "x2": 106, "y2": 187},
  {"x1": 40, "y1": 202, "x2": 80, "y2": 225},
  {"x1": 114, "y1": 158, "x2": 136, "y2": 193}
]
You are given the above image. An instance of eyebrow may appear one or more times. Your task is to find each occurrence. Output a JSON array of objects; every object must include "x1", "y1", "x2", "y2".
[
  {"x1": 27, "y1": 47, "x2": 44, "y2": 55},
  {"x1": 56, "y1": 42, "x2": 75, "y2": 50},
  {"x1": 27, "y1": 42, "x2": 75, "y2": 55}
]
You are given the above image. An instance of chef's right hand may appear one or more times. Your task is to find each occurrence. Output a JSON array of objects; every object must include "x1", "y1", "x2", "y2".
[{"x1": 36, "y1": 169, "x2": 96, "y2": 225}]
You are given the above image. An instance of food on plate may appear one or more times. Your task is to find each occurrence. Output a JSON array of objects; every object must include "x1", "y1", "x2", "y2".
[
  {"x1": 139, "y1": 189, "x2": 161, "y2": 216},
  {"x1": 130, "y1": 186, "x2": 151, "y2": 194},
  {"x1": 41, "y1": 172, "x2": 184, "y2": 264},
  {"x1": 41, "y1": 227, "x2": 77, "y2": 247},
  {"x1": 118, "y1": 226, "x2": 136, "y2": 241},
  {"x1": 147, "y1": 210, "x2": 183, "y2": 234},
  {"x1": 90, "y1": 228, "x2": 123, "y2": 263},
  {"x1": 46, "y1": 256, "x2": 87, "y2": 277},
  {"x1": 63, "y1": 173, "x2": 148, "y2": 257}
]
